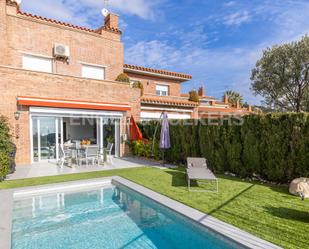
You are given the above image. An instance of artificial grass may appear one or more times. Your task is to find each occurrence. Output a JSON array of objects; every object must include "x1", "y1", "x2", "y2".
[{"x1": 1, "y1": 167, "x2": 308, "y2": 249}]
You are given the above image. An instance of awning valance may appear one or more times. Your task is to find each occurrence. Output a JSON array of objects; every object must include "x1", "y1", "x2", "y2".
[{"x1": 17, "y1": 96, "x2": 131, "y2": 112}]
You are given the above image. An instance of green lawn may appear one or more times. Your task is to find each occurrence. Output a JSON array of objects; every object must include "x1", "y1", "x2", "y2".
[{"x1": 1, "y1": 167, "x2": 308, "y2": 249}]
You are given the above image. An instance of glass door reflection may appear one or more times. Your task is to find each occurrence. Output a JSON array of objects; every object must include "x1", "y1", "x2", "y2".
[
  {"x1": 39, "y1": 117, "x2": 56, "y2": 160},
  {"x1": 32, "y1": 117, "x2": 57, "y2": 162}
]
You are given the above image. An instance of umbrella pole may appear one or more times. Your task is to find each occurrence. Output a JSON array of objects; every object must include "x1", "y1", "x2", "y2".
[{"x1": 162, "y1": 149, "x2": 165, "y2": 166}]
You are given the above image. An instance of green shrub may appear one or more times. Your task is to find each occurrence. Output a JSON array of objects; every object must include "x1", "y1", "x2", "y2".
[
  {"x1": 131, "y1": 113, "x2": 309, "y2": 183},
  {"x1": 0, "y1": 152, "x2": 10, "y2": 180},
  {"x1": 115, "y1": 73, "x2": 130, "y2": 83},
  {"x1": 188, "y1": 90, "x2": 199, "y2": 102},
  {"x1": 132, "y1": 81, "x2": 144, "y2": 96},
  {"x1": 129, "y1": 139, "x2": 160, "y2": 160},
  {"x1": 0, "y1": 116, "x2": 13, "y2": 180}
]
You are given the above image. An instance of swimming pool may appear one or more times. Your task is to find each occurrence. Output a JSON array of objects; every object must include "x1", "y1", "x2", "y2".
[
  {"x1": 6, "y1": 177, "x2": 281, "y2": 249},
  {"x1": 11, "y1": 181, "x2": 243, "y2": 249}
]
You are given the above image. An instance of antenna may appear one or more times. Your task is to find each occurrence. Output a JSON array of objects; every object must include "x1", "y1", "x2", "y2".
[{"x1": 104, "y1": 0, "x2": 109, "y2": 8}]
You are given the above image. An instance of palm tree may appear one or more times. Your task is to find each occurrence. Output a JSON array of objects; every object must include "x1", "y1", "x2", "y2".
[{"x1": 224, "y1": 90, "x2": 244, "y2": 107}]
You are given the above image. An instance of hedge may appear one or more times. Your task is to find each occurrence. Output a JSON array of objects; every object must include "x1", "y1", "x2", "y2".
[
  {"x1": 133, "y1": 113, "x2": 309, "y2": 183},
  {"x1": 0, "y1": 116, "x2": 13, "y2": 181}
]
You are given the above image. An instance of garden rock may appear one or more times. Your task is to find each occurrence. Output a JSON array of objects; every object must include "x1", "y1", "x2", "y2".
[{"x1": 289, "y1": 178, "x2": 309, "y2": 199}]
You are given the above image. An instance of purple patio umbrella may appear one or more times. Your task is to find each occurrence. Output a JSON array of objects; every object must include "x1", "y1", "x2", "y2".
[{"x1": 159, "y1": 112, "x2": 171, "y2": 164}]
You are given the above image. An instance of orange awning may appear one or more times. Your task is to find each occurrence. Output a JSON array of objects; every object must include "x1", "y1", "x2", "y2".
[{"x1": 17, "y1": 96, "x2": 131, "y2": 112}]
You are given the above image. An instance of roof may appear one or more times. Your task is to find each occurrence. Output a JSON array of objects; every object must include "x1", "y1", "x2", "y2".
[
  {"x1": 124, "y1": 64, "x2": 192, "y2": 81},
  {"x1": 180, "y1": 93, "x2": 217, "y2": 100},
  {"x1": 16, "y1": 11, "x2": 122, "y2": 34},
  {"x1": 141, "y1": 96, "x2": 198, "y2": 107},
  {"x1": 214, "y1": 101, "x2": 229, "y2": 105}
]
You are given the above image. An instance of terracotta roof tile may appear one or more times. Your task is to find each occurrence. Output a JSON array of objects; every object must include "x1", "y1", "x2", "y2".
[
  {"x1": 124, "y1": 64, "x2": 192, "y2": 80},
  {"x1": 180, "y1": 93, "x2": 217, "y2": 100},
  {"x1": 180, "y1": 93, "x2": 189, "y2": 97},
  {"x1": 141, "y1": 96, "x2": 198, "y2": 107},
  {"x1": 17, "y1": 11, "x2": 122, "y2": 34},
  {"x1": 214, "y1": 101, "x2": 229, "y2": 105},
  {"x1": 199, "y1": 95, "x2": 217, "y2": 100}
]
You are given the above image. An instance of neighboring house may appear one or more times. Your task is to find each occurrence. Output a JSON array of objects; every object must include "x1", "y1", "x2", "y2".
[
  {"x1": 0, "y1": 1, "x2": 250, "y2": 165},
  {"x1": 124, "y1": 64, "x2": 198, "y2": 120},
  {"x1": 181, "y1": 87, "x2": 252, "y2": 119}
]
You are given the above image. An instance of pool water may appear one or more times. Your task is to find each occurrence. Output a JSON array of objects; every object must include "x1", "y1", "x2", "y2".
[{"x1": 12, "y1": 184, "x2": 243, "y2": 249}]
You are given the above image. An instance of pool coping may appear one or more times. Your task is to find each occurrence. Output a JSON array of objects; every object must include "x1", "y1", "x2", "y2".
[
  {"x1": 112, "y1": 176, "x2": 282, "y2": 249},
  {"x1": 0, "y1": 189, "x2": 13, "y2": 249},
  {"x1": 0, "y1": 176, "x2": 282, "y2": 249}
]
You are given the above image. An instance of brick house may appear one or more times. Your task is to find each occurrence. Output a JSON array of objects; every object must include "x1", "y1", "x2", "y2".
[
  {"x1": 181, "y1": 87, "x2": 252, "y2": 119},
  {"x1": 0, "y1": 0, "x2": 250, "y2": 166},
  {"x1": 0, "y1": 0, "x2": 141, "y2": 165},
  {"x1": 124, "y1": 64, "x2": 199, "y2": 120}
]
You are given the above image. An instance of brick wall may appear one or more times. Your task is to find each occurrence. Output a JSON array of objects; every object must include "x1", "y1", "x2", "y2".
[
  {"x1": 0, "y1": 0, "x2": 8, "y2": 65},
  {"x1": 0, "y1": 66, "x2": 141, "y2": 164},
  {"x1": 126, "y1": 73, "x2": 182, "y2": 97},
  {"x1": 1, "y1": 1, "x2": 123, "y2": 81}
]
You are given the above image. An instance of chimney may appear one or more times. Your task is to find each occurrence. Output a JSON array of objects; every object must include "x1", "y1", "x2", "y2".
[
  {"x1": 210, "y1": 100, "x2": 215, "y2": 106},
  {"x1": 104, "y1": 13, "x2": 119, "y2": 29},
  {"x1": 224, "y1": 94, "x2": 229, "y2": 104},
  {"x1": 248, "y1": 105, "x2": 252, "y2": 112},
  {"x1": 198, "y1": 87, "x2": 204, "y2": 97},
  {"x1": 6, "y1": 0, "x2": 20, "y2": 16}
]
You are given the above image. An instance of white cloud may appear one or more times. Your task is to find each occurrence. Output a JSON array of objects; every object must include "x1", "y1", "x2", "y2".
[
  {"x1": 126, "y1": 40, "x2": 182, "y2": 68},
  {"x1": 108, "y1": 0, "x2": 157, "y2": 20},
  {"x1": 224, "y1": 1, "x2": 236, "y2": 7},
  {"x1": 22, "y1": 0, "x2": 75, "y2": 22},
  {"x1": 125, "y1": 38, "x2": 263, "y2": 103},
  {"x1": 78, "y1": 0, "x2": 159, "y2": 20},
  {"x1": 223, "y1": 10, "x2": 251, "y2": 26},
  {"x1": 21, "y1": 0, "x2": 159, "y2": 28}
]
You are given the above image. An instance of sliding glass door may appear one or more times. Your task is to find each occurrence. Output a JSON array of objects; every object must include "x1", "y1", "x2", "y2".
[
  {"x1": 40, "y1": 117, "x2": 57, "y2": 160},
  {"x1": 31, "y1": 115, "x2": 121, "y2": 163},
  {"x1": 102, "y1": 118, "x2": 120, "y2": 157},
  {"x1": 32, "y1": 117, "x2": 57, "y2": 162}
]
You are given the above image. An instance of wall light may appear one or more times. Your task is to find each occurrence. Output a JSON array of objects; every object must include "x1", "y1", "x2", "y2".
[{"x1": 14, "y1": 111, "x2": 21, "y2": 120}]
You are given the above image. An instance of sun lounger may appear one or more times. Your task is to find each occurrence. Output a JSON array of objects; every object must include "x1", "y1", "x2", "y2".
[{"x1": 187, "y1": 157, "x2": 218, "y2": 192}]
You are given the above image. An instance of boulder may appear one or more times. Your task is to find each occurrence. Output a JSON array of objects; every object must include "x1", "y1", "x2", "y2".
[{"x1": 289, "y1": 178, "x2": 309, "y2": 199}]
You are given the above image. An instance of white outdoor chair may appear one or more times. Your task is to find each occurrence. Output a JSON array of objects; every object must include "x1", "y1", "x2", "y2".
[
  {"x1": 105, "y1": 142, "x2": 114, "y2": 165},
  {"x1": 58, "y1": 147, "x2": 72, "y2": 168},
  {"x1": 77, "y1": 145, "x2": 100, "y2": 166}
]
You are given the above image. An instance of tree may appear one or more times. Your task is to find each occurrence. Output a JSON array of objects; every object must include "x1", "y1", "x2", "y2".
[
  {"x1": 251, "y1": 36, "x2": 309, "y2": 112},
  {"x1": 224, "y1": 90, "x2": 244, "y2": 107}
]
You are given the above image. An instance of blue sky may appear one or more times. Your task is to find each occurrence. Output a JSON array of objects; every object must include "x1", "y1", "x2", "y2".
[{"x1": 21, "y1": 0, "x2": 309, "y2": 104}]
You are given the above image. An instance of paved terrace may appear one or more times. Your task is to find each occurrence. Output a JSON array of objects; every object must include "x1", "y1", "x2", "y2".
[{"x1": 6, "y1": 157, "x2": 171, "y2": 180}]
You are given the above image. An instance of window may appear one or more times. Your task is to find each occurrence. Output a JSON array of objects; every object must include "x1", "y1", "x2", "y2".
[
  {"x1": 156, "y1": 85, "x2": 169, "y2": 96},
  {"x1": 81, "y1": 65, "x2": 105, "y2": 80},
  {"x1": 22, "y1": 55, "x2": 52, "y2": 73}
]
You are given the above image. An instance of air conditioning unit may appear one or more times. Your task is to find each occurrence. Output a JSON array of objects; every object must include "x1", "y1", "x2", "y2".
[{"x1": 53, "y1": 43, "x2": 70, "y2": 58}]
